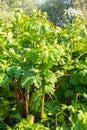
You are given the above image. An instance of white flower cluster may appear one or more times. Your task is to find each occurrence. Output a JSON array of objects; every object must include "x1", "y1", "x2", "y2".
[{"x1": 65, "y1": 7, "x2": 84, "y2": 19}]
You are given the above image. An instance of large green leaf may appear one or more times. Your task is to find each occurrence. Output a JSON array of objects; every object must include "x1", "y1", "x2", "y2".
[
  {"x1": 69, "y1": 72, "x2": 80, "y2": 86},
  {"x1": 78, "y1": 70, "x2": 87, "y2": 84}
]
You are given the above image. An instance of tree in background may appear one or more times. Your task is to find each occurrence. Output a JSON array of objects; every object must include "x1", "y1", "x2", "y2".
[
  {"x1": 39, "y1": 0, "x2": 87, "y2": 25},
  {"x1": 74, "y1": 0, "x2": 87, "y2": 19},
  {"x1": 39, "y1": 0, "x2": 74, "y2": 25},
  {"x1": 0, "y1": 0, "x2": 41, "y2": 23},
  {"x1": 0, "y1": 0, "x2": 87, "y2": 25},
  {"x1": 0, "y1": 0, "x2": 39, "y2": 14}
]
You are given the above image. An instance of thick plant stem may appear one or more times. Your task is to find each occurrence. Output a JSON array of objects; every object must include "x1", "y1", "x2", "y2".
[
  {"x1": 25, "y1": 89, "x2": 29, "y2": 118},
  {"x1": 41, "y1": 95, "x2": 45, "y2": 119},
  {"x1": 18, "y1": 88, "x2": 25, "y2": 118},
  {"x1": 14, "y1": 86, "x2": 25, "y2": 118},
  {"x1": 12, "y1": 78, "x2": 25, "y2": 118}
]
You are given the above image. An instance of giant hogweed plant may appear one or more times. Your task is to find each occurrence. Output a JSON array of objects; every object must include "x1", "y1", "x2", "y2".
[
  {"x1": 0, "y1": 9, "x2": 65, "y2": 120},
  {"x1": 0, "y1": 9, "x2": 87, "y2": 129}
]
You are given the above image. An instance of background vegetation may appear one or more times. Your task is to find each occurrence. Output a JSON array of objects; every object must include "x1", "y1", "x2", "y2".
[{"x1": 0, "y1": 0, "x2": 87, "y2": 130}]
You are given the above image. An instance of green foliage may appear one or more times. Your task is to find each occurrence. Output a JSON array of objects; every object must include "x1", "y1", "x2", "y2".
[
  {"x1": 0, "y1": 8, "x2": 87, "y2": 130},
  {"x1": 0, "y1": 9, "x2": 59, "y2": 91},
  {"x1": 0, "y1": 87, "x2": 21, "y2": 129},
  {"x1": 10, "y1": 116, "x2": 49, "y2": 130},
  {"x1": 0, "y1": 9, "x2": 62, "y2": 128}
]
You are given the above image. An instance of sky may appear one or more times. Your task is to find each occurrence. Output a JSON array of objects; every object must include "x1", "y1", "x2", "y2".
[{"x1": 39, "y1": 0, "x2": 46, "y2": 3}]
